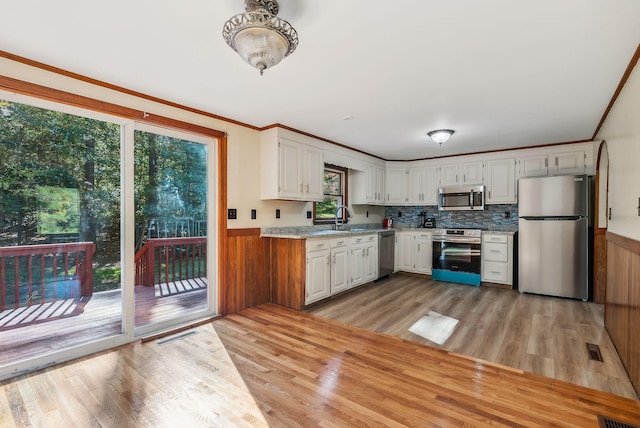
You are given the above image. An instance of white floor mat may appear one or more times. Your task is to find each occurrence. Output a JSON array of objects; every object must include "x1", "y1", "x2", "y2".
[{"x1": 408, "y1": 311, "x2": 459, "y2": 345}]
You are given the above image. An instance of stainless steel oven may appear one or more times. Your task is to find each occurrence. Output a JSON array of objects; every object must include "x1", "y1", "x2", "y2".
[{"x1": 432, "y1": 228, "x2": 482, "y2": 286}]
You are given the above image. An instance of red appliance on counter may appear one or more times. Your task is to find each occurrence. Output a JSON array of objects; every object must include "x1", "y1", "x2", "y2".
[{"x1": 383, "y1": 218, "x2": 393, "y2": 229}]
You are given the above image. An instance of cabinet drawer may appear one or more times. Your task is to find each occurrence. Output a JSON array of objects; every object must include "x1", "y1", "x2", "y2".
[
  {"x1": 307, "y1": 239, "x2": 329, "y2": 252},
  {"x1": 483, "y1": 234, "x2": 508, "y2": 244},
  {"x1": 416, "y1": 233, "x2": 432, "y2": 240},
  {"x1": 483, "y1": 261, "x2": 509, "y2": 282},
  {"x1": 483, "y1": 242, "x2": 508, "y2": 262},
  {"x1": 331, "y1": 237, "x2": 350, "y2": 248},
  {"x1": 352, "y1": 236, "x2": 365, "y2": 244},
  {"x1": 364, "y1": 234, "x2": 377, "y2": 242}
]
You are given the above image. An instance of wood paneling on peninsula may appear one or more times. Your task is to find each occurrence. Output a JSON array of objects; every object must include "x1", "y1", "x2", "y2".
[
  {"x1": 269, "y1": 238, "x2": 306, "y2": 310},
  {"x1": 606, "y1": 231, "x2": 640, "y2": 396},
  {"x1": 221, "y1": 228, "x2": 270, "y2": 315}
]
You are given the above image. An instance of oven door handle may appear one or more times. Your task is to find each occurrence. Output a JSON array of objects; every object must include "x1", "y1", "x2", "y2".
[{"x1": 432, "y1": 237, "x2": 481, "y2": 244}]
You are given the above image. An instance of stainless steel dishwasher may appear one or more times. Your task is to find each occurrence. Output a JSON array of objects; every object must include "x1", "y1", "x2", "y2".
[{"x1": 378, "y1": 230, "x2": 396, "y2": 278}]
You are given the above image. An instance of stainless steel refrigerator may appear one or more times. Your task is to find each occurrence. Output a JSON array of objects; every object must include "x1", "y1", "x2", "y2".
[{"x1": 518, "y1": 174, "x2": 590, "y2": 300}]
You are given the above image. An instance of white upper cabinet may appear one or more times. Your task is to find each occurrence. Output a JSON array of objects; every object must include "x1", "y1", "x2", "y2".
[
  {"x1": 352, "y1": 162, "x2": 385, "y2": 205},
  {"x1": 407, "y1": 165, "x2": 438, "y2": 205},
  {"x1": 277, "y1": 137, "x2": 304, "y2": 199},
  {"x1": 439, "y1": 161, "x2": 484, "y2": 186},
  {"x1": 549, "y1": 150, "x2": 586, "y2": 176},
  {"x1": 261, "y1": 133, "x2": 324, "y2": 201},
  {"x1": 439, "y1": 163, "x2": 460, "y2": 187},
  {"x1": 461, "y1": 161, "x2": 484, "y2": 185},
  {"x1": 517, "y1": 142, "x2": 593, "y2": 179},
  {"x1": 518, "y1": 154, "x2": 549, "y2": 178},
  {"x1": 385, "y1": 167, "x2": 408, "y2": 205},
  {"x1": 486, "y1": 158, "x2": 516, "y2": 204},
  {"x1": 304, "y1": 145, "x2": 325, "y2": 200}
]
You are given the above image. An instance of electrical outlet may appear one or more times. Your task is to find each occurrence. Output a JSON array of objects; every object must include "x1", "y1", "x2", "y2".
[
  {"x1": 276, "y1": 209, "x2": 280, "y2": 219},
  {"x1": 251, "y1": 209, "x2": 257, "y2": 220},
  {"x1": 366, "y1": 210, "x2": 369, "y2": 218},
  {"x1": 398, "y1": 211, "x2": 402, "y2": 217},
  {"x1": 504, "y1": 211, "x2": 510, "y2": 218},
  {"x1": 307, "y1": 211, "x2": 312, "y2": 219},
  {"x1": 227, "y1": 208, "x2": 237, "y2": 220}
]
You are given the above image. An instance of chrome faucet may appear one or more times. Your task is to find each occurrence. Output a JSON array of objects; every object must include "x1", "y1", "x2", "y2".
[{"x1": 335, "y1": 205, "x2": 350, "y2": 230}]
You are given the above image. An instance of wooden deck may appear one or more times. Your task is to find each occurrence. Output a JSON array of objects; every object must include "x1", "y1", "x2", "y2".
[
  {"x1": 1, "y1": 303, "x2": 639, "y2": 427},
  {"x1": 0, "y1": 281, "x2": 207, "y2": 366}
]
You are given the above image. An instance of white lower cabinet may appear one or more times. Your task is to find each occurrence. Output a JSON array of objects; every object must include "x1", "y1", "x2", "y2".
[
  {"x1": 481, "y1": 233, "x2": 514, "y2": 286},
  {"x1": 330, "y1": 237, "x2": 351, "y2": 294},
  {"x1": 306, "y1": 234, "x2": 378, "y2": 305},
  {"x1": 397, "y1": 232, "x2": 415, "y2": 272},
  {"x1": 350, "y1": 238, "x2": 365, "y2": 287},
  {"x1": 305, "y1": 239, "x2": 331, "y2": 305},
  {"x1": 396, "y1": 230, "x2": 432, "y2": 274},
  {"x1": 363, "y1": 234, "x2": 379, "y2": 283},
  {"x1": 415, "y1": 233, "x2": 433, "y2": 275},
  {"x1": 351, "y1": 234, "x2": 377, "y2": 287}
]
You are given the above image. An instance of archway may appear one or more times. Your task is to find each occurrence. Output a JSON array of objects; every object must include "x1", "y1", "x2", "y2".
[{"x1": 593, "y1": 140, "x2": 609, "y2": 303}]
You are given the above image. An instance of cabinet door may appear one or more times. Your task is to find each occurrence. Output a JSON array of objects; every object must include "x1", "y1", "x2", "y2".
[
  {"x1": 422, "y1": 166, "x2": 438, "y2": 205},
  {"x1": 486, "y1": 158, "x2": 516, "y2": 204},
  {"x1": 439, "y1": 164, "x2": 459, "y2": 186},
  {"x1": 397, "y1": 234, "x2": 415, "y2": 272},
  {"x1": 407, "y1": 167, "x2": 424, "y2": 204},
  {"x1": 416, "y1": 235, "x2": 432, "y2": 274},
  {"x1": 462, "y1": 161, "x2": 484, "y2": 185},
  {"x1": 279, "y1": 138, "x2": 303, "y2": 199},
  {"x1": 518, "y1": 155, "x2": 548, "y2": 178},
  {"x1": 365, "y1": 163, "x2": 379, "y2": 203},
  {"x1": 306, "y1": 249, "x2": 331, "y2": 304},
  {"x1": 304, "y1": 146, "x2": 325, "y2": 201},
  {"x1": 363, "y1": 238, "x2": 378, "y2": 283},
  {"x1": 331, "y1": 247, "x2": 350, "y2": 294},
  {"x1": 550, "y1": 151, "x2": 586, "y2": 176},
  {"x1": 386, "y1": 167, "x2": 407, "y2": 204},
  {"x1": 351, "y1": 241, "x2": 365, "y2": 287},
  {"x1": 376, "y1": 165, "x2": 386, "y2": 204}
]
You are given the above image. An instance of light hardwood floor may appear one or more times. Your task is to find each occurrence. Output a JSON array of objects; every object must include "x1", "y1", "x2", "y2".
[
  {"x1": 308, "y1": 273, "x2": 638, "y2": 400},
  {"x1": 2, "y1": 304, "x2": 640, "y2": 427}
]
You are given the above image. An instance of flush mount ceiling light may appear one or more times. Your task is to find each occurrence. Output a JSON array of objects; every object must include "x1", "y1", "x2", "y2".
[
  {"x1": 222, "y1": 0, "x2": 299, "y2": 75},
  {"x1": 427, "y1": 129, "x2": 455, "y2": 146}
]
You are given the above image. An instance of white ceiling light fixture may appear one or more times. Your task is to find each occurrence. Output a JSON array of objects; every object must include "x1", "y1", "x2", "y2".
[
  {"x1": 427, "y1": 129, "x2": 455, "y2": 146},
  {"x1": 222, "y1": 0, "x2": 299, "y2": 75}
]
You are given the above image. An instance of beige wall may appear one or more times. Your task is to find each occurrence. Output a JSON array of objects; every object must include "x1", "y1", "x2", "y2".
[
  {"x1": 596, "y1": 59, "x2": 640, "y2": 241},
  {"x1": 0, "y1": 57, "x2": 384, "y2": 229}
]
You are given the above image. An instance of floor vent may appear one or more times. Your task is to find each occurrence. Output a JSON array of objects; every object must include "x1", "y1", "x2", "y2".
[
  {"x1": 586, "y1": 343, "x2": 604, "y2": 362},
  {"x1": 598, "y1": 415, "x2": 640, "y2": 428},
  {"x1": 157, "y1": 331, "x2": 197, "y2": 345}
]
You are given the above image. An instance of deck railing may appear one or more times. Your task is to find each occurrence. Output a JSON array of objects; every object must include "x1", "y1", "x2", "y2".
[
  {"x1": 134, "y1": 237, "x2": 207, "y2": 287},
  {"x1": 0, "y1": 242, "x2": 96, "y2": 310}
]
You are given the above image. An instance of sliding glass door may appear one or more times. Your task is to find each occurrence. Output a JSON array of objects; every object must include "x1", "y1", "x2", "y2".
[
  {"x1": 0, "y1": 91, "x2": 217, "y2": 378},
  {"x1": 133, "y1": 125, "x2": 214, "y2": 335}
]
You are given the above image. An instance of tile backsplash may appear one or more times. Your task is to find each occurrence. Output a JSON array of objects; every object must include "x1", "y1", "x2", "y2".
[{"x1": 384, "y1": 204, "x2": 518, "y2": 231}]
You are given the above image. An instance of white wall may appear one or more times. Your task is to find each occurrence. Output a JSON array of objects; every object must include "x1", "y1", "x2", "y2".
[
  {"x1": 0, "y1": 57, "x2": 384, "y2": 229},
  {"x1": 596, "y1": 59, "x2": 640, "y2": 241}
]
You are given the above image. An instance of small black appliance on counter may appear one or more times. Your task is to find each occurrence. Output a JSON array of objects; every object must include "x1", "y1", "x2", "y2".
[{"x1": 423, "y1": 217, "x2": 436, "y2": 228}]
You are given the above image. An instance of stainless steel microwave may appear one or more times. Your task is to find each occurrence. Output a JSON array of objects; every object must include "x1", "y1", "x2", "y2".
[{"x1": 438, "y1": 185, "x2": 485, "y2": 211}]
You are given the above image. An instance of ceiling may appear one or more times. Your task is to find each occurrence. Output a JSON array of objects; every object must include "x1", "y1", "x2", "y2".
[{"x1": 2, "y1": 1, "x2": 640, "y2": 160}]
